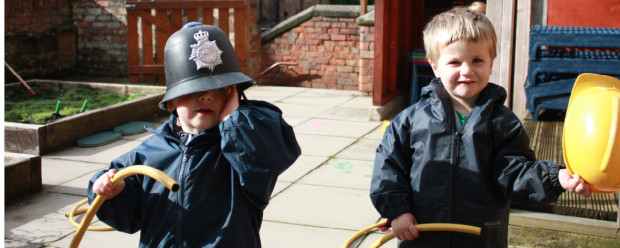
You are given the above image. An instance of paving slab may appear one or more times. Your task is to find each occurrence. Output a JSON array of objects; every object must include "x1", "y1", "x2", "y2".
[
  {"x1": 244, "y1": 85, "x2": 308, "y2": 103},
  {"x1": 277, "y1": 154, "x2": 328, "y2": 182},
  {"x1": 280, "y1": 91, "x2": 356, "y2": 106},
  {"x1": 274, "y1": 102, "x2": 333, "y2": 118},
  {"x1": 50, "y1": 227, "x2": 140, "y2": 248},
  {"x1": 46, "y1": 172, "x2": 96, "y2": 196},
  {"x1": 260, "y1": 220, "x2": 357, "y2": 248},
  {"x1": 43, "y1": 138, "x2": 143, "y2": 164},
  {"x1": 294, "y1": 134, "x2": 357, "y2": 157},
  {"x1": 304, "y1": 88, "x2": 363, "y2": 96},
  {"x1": 272, "y1": 181, "x2": 292, "y2": 197},
  {"x1": 299, "y1": 158, "x2": 374, "y2": 190},
  {"x1": 339, "y1": 95, "x2": 373, "y2": 108},
  {"x1": 336, "y1": 138, "x2": 382, "y2": 161},
  {"x1": 264, "y1": 183, "x2": 380, "y2": 231},
  {"x1": 363, "y1": 123, "x2": 385, "y2": 140},
  {"x1": 42, "y1": 158, "x2": 106, "y2": 186},
  {"x1": 5, "y1": 192, "x2": 92, "y2": 244},
  {"x1": 317, "y1": 105, "x2": 374, "y2": 122},
  {"x1": 293, "y1": 118, "x2": 380, "y2": 138}
]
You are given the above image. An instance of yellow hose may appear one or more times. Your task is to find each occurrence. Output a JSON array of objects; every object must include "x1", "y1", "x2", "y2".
[
  {"x1": 344, "y1": 220, "x2": 481, "y2": 248},
  {"x1": 343, "y1": 221, "x2": 389, "y2": 248},
  {"x1": 369, "y1": 223, "x2": 481, "y2": 248},
  {"x1": 69, "y1": 165, "x2": 179, "y2": 248},
  {"x1": 66, "y1": 198, "x2": 114, "y2": 231}
]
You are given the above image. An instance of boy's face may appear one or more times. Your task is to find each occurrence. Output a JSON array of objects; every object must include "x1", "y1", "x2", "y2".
[
  {"x1": 166, "y1": 86, "x2": 233, "y2": 134},
  {"x1": 430, "y1": 40, "x2": 493, "y2": 107}
]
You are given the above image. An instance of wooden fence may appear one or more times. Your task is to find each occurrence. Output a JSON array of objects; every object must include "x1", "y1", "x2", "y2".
[{"x1": 126, "y1": 0, "x2": 248, "y2": 83}]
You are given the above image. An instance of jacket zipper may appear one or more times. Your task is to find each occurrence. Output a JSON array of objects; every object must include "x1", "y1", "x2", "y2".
[
  {"x1": 450, "y1": 104, "x2": 467, "y2": 245},
  {"x1": 450, "y1": 131, "x2": 462, "y2": 246},
  {"x1": 177, "y1": 148, "x2": 189, "y2": 247}
]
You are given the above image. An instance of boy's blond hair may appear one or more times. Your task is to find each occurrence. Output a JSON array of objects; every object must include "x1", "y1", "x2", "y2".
[
  {"x1": 468, "y1": 1, "x2": 486, "y2": 14},
  {"x1": 423, "y1": 7, "x2": 496, "y2": 65}
]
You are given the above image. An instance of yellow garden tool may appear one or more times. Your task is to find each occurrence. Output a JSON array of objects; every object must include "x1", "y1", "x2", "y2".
[{"x1": 67, "y1": 165, "x2": 179, "y2": 248}]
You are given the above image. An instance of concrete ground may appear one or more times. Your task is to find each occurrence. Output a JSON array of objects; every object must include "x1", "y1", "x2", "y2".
[{"x1": 4, "y1": 86, "x2": 619, "y2": 247}]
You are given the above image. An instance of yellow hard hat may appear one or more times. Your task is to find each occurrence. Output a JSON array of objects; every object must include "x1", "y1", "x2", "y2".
[{"x1": 563, "y1": 73, "x2": 620, "y2": 193}]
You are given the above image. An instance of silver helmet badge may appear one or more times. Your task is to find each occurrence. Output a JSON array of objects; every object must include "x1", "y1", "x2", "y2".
[{"x1": 189, "y1": 30, "x2": 223, "y2": 71}]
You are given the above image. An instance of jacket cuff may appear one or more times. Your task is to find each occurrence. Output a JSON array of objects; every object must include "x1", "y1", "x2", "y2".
[
  {"x1": 386, "y1": 204, "x2": 412, "y2": 221},
  {"x1": 548, "y1": 163, "x2": 566, "y2": 195}
]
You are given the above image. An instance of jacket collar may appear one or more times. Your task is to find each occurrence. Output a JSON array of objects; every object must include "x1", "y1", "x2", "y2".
[
  {"x1": 146, "y1": 112, "x2": 221, "y2": 146},
  {"x1": 422, "y1": 78, "x2": 508, "y2": 108}
]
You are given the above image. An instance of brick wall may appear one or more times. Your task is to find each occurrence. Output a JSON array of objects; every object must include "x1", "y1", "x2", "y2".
[
  {"x1": 5, "y1": 0, "x2": 77, "y2": 81},
  {"x1": 5, "y1": 0, "x2": 262, "y2": 83},
  {"x1": 261, "y1": 15, "x2": 374, "y2": 92},
  {"x1": 72, "y1": 0, "x2": 127, "y2": 77}
]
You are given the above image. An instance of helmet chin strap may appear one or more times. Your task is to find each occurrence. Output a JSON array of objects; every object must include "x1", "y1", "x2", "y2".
[{"x1": 240, "y1": 91, "x2": 253, "y2": 106}]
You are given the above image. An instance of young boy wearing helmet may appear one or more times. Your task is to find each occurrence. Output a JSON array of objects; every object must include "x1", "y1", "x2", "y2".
[
  {"x1": 370, "y1": 7, "x2": 591, "y2": 248},
  {"x1": 88, "y1": 23, "x2": 301, "y2": 247}
]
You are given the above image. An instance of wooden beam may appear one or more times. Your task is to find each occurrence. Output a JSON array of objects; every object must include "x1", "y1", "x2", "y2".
[
  {"x1": 373, "y1": 0, "x2": 387, "y2": 106},
  {"x1": 487, "y1": 0, "x2": 516, "y2": 108},
  {"x1": 513, "y1": 0, "x2": 533, "y2": 119}
]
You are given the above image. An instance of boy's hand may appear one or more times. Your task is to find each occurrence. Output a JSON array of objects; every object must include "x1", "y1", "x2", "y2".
[
  {"x1": 558, "y1": 169, "x2": 592, "y2": 197},
  {"x1": 93, "y1": 169, "x2": 125, "y2": 199},
  {"x1": 392, "y1": 213, "x2": 419, "y2": 241},
  {"x1": 220, "y1": 86, "x2": 239, "y2": 122}
]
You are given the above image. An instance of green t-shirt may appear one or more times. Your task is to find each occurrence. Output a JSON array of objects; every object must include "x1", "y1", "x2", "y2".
[{"x1": 455, "y1": 111, "x2": 467, "y2": 125}]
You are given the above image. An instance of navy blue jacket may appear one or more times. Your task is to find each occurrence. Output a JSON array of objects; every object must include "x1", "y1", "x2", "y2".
[
  {"x1": 88, "y1": 100, "x2": 301, "y2": 247},
  {"x1": 370, "y1": 79, "x2": 564, "y2": 248}
]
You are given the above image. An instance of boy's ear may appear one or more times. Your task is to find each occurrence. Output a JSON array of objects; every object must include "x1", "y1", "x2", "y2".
[
  {"x1": 430, "y1": 61, "x2": 441, "y2": 78},
  {"x1": 166, "y1": 100, "x2": 176, "y2": 111}
]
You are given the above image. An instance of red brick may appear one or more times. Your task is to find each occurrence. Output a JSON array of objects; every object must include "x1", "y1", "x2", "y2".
[
  {"x1": 331, "y1": 22, "x2": 347, "y2": 28},
  {"x1": 322, "y1": 52, "x2": 335, "y2": 58},
  {"x1": 337, "y1": 66, "x2": 353, "y2": 73},
  {"x1": 331, "y1": 59, "x2": 346, "y2": 66},
  {"x1": 327, "y1": 28, "x2": 340, "y2": 34},
  {"x1": 266, "y1": 55, "x2": 283, "y2": 61},
  {"x1": 300, "y1": 22, "x2": 313, "y2": 27},
  {"x1": 315, "y1": 22, "x2": 330, "y2": 28},
  {"x1": 347, "y1": 35, "x2": 360, "y2": 42},
  {"x1": 347, "y1": 22, "x2": 360, "y2": 28},
  {"x1": 331, "y1": 34, "x2": 346, "y2": 41},
  {"x1": 341, "y1": 28, "x2": 358, "y2": 35},
  {"x1": 305, "y1": 39, "x2": 321, "y2": 45},
  {"x1": 359, "y1": 42, "x2": 370, "y2": 50}
]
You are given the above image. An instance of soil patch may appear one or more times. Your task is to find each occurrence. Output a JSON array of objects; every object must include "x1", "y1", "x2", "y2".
[{"x1": 5, "y1": 87, "x2": 144, "y2": 124}]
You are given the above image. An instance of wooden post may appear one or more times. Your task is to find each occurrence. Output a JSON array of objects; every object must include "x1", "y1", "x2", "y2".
[
  {"x1": 512, "y1": 0, "x2": 533, "y2": 119},
  {"x1": 487, "y1": 0, "x2": 516, "y2": 109},
  {"x1": 360, "y1": 0, "x2": 367, "y2": 15}
]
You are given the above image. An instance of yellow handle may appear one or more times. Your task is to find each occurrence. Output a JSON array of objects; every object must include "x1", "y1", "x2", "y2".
[{"x1": 69, "y1": 165, "x2": 179, "y2": 248}]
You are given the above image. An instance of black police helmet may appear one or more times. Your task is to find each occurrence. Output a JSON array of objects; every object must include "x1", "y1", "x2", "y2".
[{"x1": 159, "y1": 22, "x2": 253, "y2": 110}]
